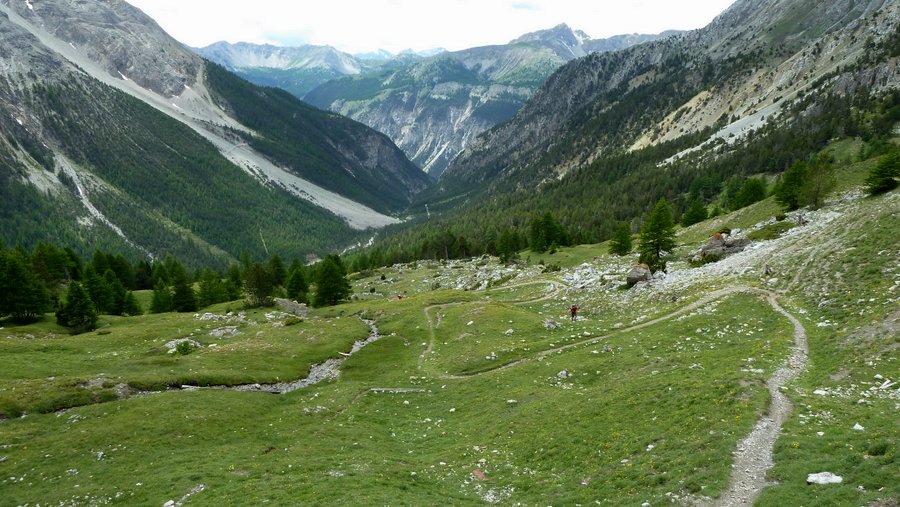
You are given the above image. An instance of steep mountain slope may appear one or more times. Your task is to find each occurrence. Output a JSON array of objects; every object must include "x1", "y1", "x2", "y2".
[
  {"x1": 440, "y1": 0, "x2": 899, "y2": 192},
  {"x1": 0, "y1": 0, "x2": 429, "y2": 264},
  {"x1": 305, "y1": 25, "x2": 675, "y2": 177}
]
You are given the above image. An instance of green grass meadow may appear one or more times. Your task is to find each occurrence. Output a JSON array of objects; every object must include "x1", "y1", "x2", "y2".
[{"x1": 1, "y1": 147, "x2": 898, "y2": 505}]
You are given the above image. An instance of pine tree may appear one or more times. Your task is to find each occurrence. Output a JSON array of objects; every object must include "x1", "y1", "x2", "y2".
[
  {"x1": 313, "y1": 255, "x2": 351, "y2": 307},
  {"x1": 197, "y1": 268, "x2": 229, "y2": 308},
  {"x1": 225, "y1": 265, "x2": 243, "y2": 300},
  {"x1": 171, "y1": 273, "x2": 198, "y2": 312},
  {"x1": 608, "y1": 222, "x2": 633, "y2": 256},
  {"x1": 150, "y1": 278, "x2": 174, "y2": 313},
  {"x1": 497, "y1": 228, "x2": 520, "y2": 263},
  {"x1": 730, "y1": 178, "x2": 767, "y2": 210},
  {"x1": 268, "y1": 254, "x2": 287, "y2": 287},
  {"x1": 680, "y1": 197, "x2": 708, "y2": 227},
  {"x1": 530, "y1": 213, "x2": 568, "y2": 253},
  {"x1": 121, "y1": 291, "x2": 143, "y2": 316},
  {"x1": 286, "y1": 267, "x2": 309, "y2": 303},
  {"x1": 83, "y1": 266, "x2": 114, "y2": 314},
  {"x1": 802, "y1": 155, "x2": 835, "y2": 210},
  {"x1": 243, "y1": 263, "x2": 274, "y2": 307},
  {"x1": 0, "y1": 251, "x2": 50, "y2": 323},
  {"x1": 56, "y1": 281, "x2": 97, "y2": 334},
  {"x1": 638, "y1": 198, "x2": 676, "y2": 273},
  {"x1": 104, "y1": 269, "x2": 127, "y2": 315},
  {"x1": 865, "y1": 149, "x2": 899, "y2": 195},
  {"x1": 774, "y1": 161, "x2": 809, "y2": 211}
]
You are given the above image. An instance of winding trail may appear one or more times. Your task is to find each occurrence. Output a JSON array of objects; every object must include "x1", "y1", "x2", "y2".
[
  {"x1": 437, "y1": 286, "x2": 749, "y2": 380},
  {"x1": 418, "y1": 280, "x2": 566, "y2": 372},
  {"x1": 710, "y1": 293, "x2": 809, "y2": 507},
  {"x1": 421, "y1": 283, "x2": 810, "y2": 504}
]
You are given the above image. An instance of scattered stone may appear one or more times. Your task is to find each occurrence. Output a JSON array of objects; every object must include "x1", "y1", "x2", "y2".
[
  {"x1": 626, "y1": 264, "x2": 652, "y2": 287},
  {"x1": 543, "y1": 319, "x2": 561, "y2": 330},
  {"x1": 557, "y1": 370, "x2": 570, "y2": 379},
  {"x1": 208, "y1": 326, "x2": 240, "y2": 339},
  {"x1": 852, "y1": 423, "x2": 865, "y2": 431},
  {"x1": 507, "y1": 399, "x2": 518, "y2": 404},
  {"x1": 274, "y1": 298, "x2": 309, "y2": 318},
  {"x1": 504, "y1": 328, "x2": 514, "y2": 336},
  {"x1": 807, "y1": 472, "x2": 843, "y2": 485}
]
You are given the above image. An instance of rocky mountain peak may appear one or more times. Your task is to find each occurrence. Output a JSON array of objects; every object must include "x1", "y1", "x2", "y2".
[
  {"x1": 1, "y1": 0, "x2": 199, "y2": 97},
  {"x1": 510, "y1": 23, "x2": 588, "y2": 59}
]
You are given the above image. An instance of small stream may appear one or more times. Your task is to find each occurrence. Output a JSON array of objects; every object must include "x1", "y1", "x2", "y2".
[{"x1": 183, "y1": 319, "x2": 382, "y2": 395}]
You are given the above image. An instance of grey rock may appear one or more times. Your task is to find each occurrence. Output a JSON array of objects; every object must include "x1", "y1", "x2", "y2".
[
  {"x1": 626, "y1": 264, "x2": 652, "y2": 287},
  {"x1": 806, "y1": 472, "x2": 843, "y2": 485},
  {"x1": 208, "y1": 326, "x2": 241, "y2": 339},
  {"x1": 274, "y1": 298, "x2": 309, "y2": 318}
]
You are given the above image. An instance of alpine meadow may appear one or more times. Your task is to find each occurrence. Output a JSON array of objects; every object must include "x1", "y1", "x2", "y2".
[{"x1": 0, "y1": 0, "x2": 898, "y2": 506}]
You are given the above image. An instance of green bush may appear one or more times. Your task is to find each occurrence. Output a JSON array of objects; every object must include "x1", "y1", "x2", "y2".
[{"x1": 175, "y1": 341, "x2": 196, "y2": 356}]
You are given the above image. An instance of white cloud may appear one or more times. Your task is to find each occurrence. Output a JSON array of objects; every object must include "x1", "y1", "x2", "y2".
[{"x1": 127, "y1": 0, "x2": 735, "y2": 53}]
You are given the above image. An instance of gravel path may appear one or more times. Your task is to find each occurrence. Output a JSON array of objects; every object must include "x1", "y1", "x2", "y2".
[
  {"x1": 709, "y1": 293, "x2": 809, "y2": 507},
  {"x1": 438, "y1": 286, "x2": 751, "y2": 379},
  {"x1": 425, "y1": 282, "x2": 811, "y2": 506}
]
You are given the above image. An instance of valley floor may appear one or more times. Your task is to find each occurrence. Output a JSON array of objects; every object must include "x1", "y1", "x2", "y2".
[{"x1": 1, "y1": 177, "x2": 897, "y2": 505}]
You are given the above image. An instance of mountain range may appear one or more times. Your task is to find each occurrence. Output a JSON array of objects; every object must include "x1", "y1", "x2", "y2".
[
  {"x1": 197, "y1": 26, "x2": 677, "y2": 177},
  {"x1": 192, "y1": 42, "x2": 443, "y2": 98},
  {"x1": 404, "y1": 0, "x2": 899, "y2": 250},
  {"x1": 0, "y1": 0, "x2": 430, "y2": 266},
  {"x1": 303, "y1": 25, "x2": 678, "y2": 176},
  {"x1": 1, "y1": 0, "x2": 897, "y2": 269}
]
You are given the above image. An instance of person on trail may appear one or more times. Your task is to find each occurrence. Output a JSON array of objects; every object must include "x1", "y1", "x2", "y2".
[{"x1": 570, "y1": 304, "x2": 579, "y2": 321}]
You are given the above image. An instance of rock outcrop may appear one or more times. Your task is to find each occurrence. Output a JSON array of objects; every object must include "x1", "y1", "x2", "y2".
[
  {"x1": 275, "y1": 298, "x2": 309, "y2": 318},
  {"x1": 701, "y1": 233, "x2": 752, "y2": 257}
]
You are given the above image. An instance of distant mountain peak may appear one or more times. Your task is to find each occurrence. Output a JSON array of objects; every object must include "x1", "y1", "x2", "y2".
[{"x1": 510, "y1": 23, "x2": 579, "y2": 45}]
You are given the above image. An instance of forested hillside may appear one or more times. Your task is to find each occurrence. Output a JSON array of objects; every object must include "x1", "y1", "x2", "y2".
[
  {"x1": 361, "y1": 0, "x2": 899, "y2": 265},
  {"x1": 0, "y1": 0, "x2": 430, "y2": 267}
]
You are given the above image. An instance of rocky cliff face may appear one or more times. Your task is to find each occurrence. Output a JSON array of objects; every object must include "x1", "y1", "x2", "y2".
[
  {"x1": 306, "y1": 25, "x2": 676, "y2": 177},
  {"x1": 439, "y1": 0, "x2": 899, "y2": 192},
  {"x1": 2, "y1": 0, "x2": 198, "y2": 96}
]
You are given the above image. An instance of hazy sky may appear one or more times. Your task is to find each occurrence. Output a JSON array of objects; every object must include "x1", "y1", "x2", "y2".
[{"x1": 126, "y1": 0, "x2": 736, "y2": 54}]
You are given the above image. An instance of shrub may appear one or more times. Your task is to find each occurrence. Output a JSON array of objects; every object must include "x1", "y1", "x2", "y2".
[
  {"x1": 865, "y1": 149, "x2": 900, "y2": 195},
  {"x1": 175, "y1": 340, "x2": 196, "y2": 355}
]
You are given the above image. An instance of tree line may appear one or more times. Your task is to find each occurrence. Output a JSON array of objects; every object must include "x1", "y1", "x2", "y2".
[{"x1": 0, "y1": 243, "x2": 351, "y2": 335}]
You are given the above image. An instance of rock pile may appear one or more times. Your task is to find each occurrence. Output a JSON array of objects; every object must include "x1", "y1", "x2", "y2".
[
  {"x1": 275, "y1": 298, "x2": 309, "y2": 318},
  {"x1": 691, "y1": 232, "x2": 752, "y2": 263}
]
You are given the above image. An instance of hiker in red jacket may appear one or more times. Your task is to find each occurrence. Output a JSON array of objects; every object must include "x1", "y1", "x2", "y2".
[{"x1": 570, "y1": 304, "x2": 579, "y2": 321}]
